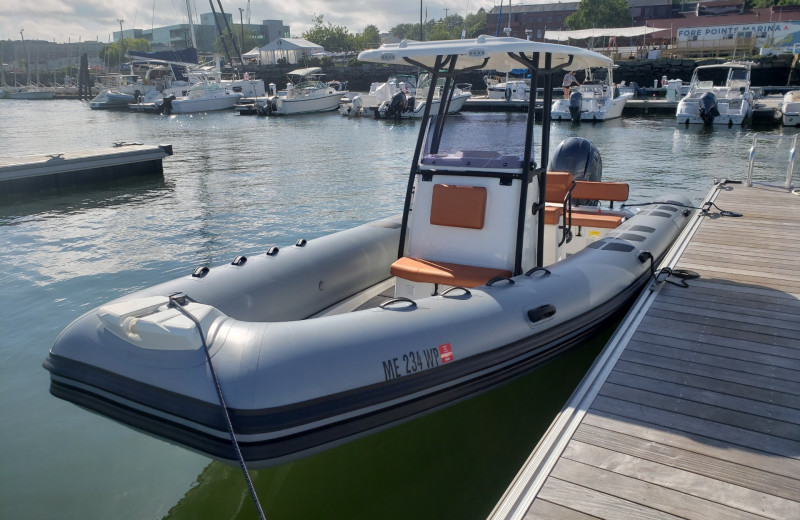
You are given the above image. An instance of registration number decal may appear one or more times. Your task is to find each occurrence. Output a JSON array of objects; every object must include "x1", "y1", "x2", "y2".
[{"x1": 381, "y1": 344, "x2": 453, "y2": 381}]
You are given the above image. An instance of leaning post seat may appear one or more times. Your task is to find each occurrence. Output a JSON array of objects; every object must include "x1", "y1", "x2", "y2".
[
  {"x1": 392, "y1": 147, "x2": 529, "y2": 296},
  {"x1": 391, "y1": 183, "x2": 513, "y2": 288}
]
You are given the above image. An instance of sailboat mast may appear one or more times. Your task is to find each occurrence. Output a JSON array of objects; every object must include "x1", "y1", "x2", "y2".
[{"x1": 185, "y1": 0, "x2": 198, "y2": 50}]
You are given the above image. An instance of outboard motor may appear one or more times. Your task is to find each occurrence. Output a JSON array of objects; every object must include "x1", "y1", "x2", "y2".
[
  {"x1": 159, "y1": 95, "x2": 176, "y2": 115},
  {"x1": 406, "y1": 96, "x2": 415, "y2": 111},
  {"x1": 547, "y1": 137, "x2": 603, "y2": 206},
  {"x1": 698, "y1": 91, "x2": 719, "y2": 125},
  {"x1": 568, "y1": 91, "x2": 583, "y2": 122},
  {"x1": 387, "y1": 90, "x2": 408, "y2": 118}
]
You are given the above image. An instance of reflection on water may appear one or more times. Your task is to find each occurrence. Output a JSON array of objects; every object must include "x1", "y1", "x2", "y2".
[{"x1": 163, "y1": 333, "x2": 609, "y2": 520}]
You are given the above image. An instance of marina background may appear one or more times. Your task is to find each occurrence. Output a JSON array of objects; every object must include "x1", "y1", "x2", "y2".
[{"x1": 0, "y1": 99, "x2": 795, "y2": 519}]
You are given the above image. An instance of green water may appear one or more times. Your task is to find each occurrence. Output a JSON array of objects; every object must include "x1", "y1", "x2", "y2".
[{"x1": 162, "y1": 334, "x2": 608, "y2": 520}]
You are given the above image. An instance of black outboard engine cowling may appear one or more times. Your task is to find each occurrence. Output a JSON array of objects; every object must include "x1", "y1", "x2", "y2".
[
  {"x1": 698, "y1": 91, "x2": 719, "y2": 125},
  {"x1": 159, "y1": 95, "x2": 176, "y2": 115},
  {"x1": 547, "y1": 137, "x2": 603, "y2": 206},
  {"x1": 568, "y1": 91, "x2": 583, "y2": 122},
  {"x1": 387, "y1": 91, "x2": 408, "y2": 118}
]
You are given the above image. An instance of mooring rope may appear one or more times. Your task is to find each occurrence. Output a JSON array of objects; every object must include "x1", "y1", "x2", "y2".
[{"x1": 168, "y1": 294, "x2": 267, "y2": 520}]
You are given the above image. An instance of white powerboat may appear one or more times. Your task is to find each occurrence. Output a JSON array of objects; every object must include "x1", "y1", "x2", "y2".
[
  {"x1": 484, "y1": 70, "x2": 531, "y2": 101},
  {"x1": 159, "y1": 81, "x2": 242, "y2": 114},
  {"x1": 45, "y1": 36, "x2": 694, "y2": 469},
  {"x1": 372, "y1": 73, "x2": 471, "y2": 119},
  {"x1": 676, "y1": 61, "x2": 755, "y2": 125},
  {"x1": 259, "y1": 67, "x2": 347, "y2": 116},
  {"x1": 551, "y1": 66, "x2": 632, "y2": 122},
  {"x1": 3, "y1": 86, "x2": 55, "y2": 100},
  {"x1": 781, "y1": 90, "x2": 800, "y2": 126},
  {"x1": 339, "y1": 74, "x2": 418, "y2": 116}
]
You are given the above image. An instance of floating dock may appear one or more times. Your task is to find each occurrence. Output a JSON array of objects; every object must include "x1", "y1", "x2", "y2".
[
  {"x1": 490, "y1": 179, "x2": 800, "y2": 519},
  {"x1": 0, "y1": 143, "x2": 173, "y2": 195}
]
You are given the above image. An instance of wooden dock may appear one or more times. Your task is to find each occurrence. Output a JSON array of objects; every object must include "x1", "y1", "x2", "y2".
[{"x1": 490, "y1": 180, "x2": 800, "y2": 519}]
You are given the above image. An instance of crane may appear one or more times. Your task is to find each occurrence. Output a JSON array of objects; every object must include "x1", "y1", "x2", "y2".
[{"x1": 246, "y1": 0, "x2": 250, "y2": 24}]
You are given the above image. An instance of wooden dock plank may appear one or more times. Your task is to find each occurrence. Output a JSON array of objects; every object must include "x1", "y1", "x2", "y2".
[
  {"x1": 560, "y1": 442, "x2": 798, "y2": 519},
  {"x1": 523, "y1": 499, "x2": 600, "y2": 520},
  {"x1": 591, "y1": 395, "x2": 800, "y2": 460},
  {"x1": 612, "y1": 359, "x2": 800, "y2": 409},
  {"x1": 548, "y1": 457, "x2": 773, "y2": 520},
  {"x1": 572, "y1": 424, "x2": 800, "y2": 501},
  {"x1": 604, "y1": 370, "x2": 800, "y2": 425},
  {"x1": 598, "y1": 381, "x2": 800, "y2": 440},
  {"x1": 490, "y1": 184, "x2": 800, "y2": 520},
  {"x1": 582, "y1": 411, "x2": 800, "y2": 481},
  {"x1": 536, "y1": 478, "x2": 685, "y2": 520},
  {"x1": 620, "y1": 348, "x2": 800, "y2": 396}
]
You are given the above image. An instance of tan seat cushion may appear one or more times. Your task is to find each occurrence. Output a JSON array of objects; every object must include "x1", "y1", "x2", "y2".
[{"x1": 391, "y1": 257, "x2": 512, "y2": 288}]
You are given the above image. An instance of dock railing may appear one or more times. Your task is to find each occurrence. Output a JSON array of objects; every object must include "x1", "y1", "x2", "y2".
[{"x1": 745, "y1": 133, "x2": 797, "y2": 190}]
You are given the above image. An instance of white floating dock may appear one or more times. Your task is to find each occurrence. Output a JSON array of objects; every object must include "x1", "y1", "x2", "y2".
[{"x1": 0, "y1": 143, "x2": 173, "y2": 194}]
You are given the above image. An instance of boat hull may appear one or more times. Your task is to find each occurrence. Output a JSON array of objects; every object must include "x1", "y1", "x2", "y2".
[
  {"x1": 44, "y1": 196, "x2": 693, "y2": 467},
  {"x1": 551, "y1": 92, "x2": 632, "y2": 121},
  {"x1": 272, "y1": 92, "x2": 346, "y2": 115},
  {"x1": 169, "y1": 93, "x2": 242, "y2": 114}
]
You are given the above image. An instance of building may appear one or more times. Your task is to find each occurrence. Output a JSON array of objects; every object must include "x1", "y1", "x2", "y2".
[
  {"x1": 113, "y1": 14, "x2": 290, "y2": 53},
  {"x1": 486, "y1": 1, "x2": 673, "y2": 41},
  {"x1": 0, "y1": 39, "x2": 103, "y2": 83}
]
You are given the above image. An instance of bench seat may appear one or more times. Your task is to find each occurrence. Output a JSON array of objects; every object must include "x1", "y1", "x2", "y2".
[{"x1": 390, "y1": 257, "x2": 512, "y2": 288}]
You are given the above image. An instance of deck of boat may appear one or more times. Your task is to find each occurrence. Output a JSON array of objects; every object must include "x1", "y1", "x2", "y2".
[{"x1": 490, "y1": 180, "x2": 800, "y2": 519}]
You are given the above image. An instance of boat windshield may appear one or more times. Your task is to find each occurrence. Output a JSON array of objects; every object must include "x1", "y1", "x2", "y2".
[{"x1": 421, "y1": 113, "x2": 528, "y2": 168}]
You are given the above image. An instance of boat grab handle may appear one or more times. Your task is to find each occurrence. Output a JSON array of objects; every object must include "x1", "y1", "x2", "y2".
[
  {"x1": 525, "y1": 266, "x2": 551, "y2": 277},
  {"x1": 487, "y1": 276, "x2": 515, "y2": 286},
  {"x1": 440, "y1": 286, "x2": 471, "y2": 297},
  {"x1": 379, "y1": 297, "x2": 418, "y2": 310},
  {"x1": 528, "y1": 304, "x2": 556, "y2": 323}
]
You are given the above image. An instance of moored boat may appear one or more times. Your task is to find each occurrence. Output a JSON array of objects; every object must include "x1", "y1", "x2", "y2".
[
  {"x1": 676, "y1": 61, "x2": 755, "y2": 126},
  {"x1": 44, "y1": 36, "x2": 694, "y2": 469},
  {"x1": 551, "y1": 65, "x2": 632, "y2": 122},
  {"x1": 781, "y1": 90, "x2": 800, "y2": 126},
  {"x1": 258, "y1": 67, "x2": 347, "y2": 116}
]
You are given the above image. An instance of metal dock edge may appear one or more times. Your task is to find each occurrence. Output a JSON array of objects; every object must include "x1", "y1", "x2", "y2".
[{"x1": 489, "y1": 181, "x2": 800, "y2": 520}]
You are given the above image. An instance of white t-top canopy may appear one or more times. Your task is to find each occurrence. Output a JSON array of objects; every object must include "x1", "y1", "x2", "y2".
[
  {"x1": 357, "y1": 35, "x2": 612, "y2": 74},
  {"x1": 545, "y1": 26, "x2": 663, "y2": 42}
]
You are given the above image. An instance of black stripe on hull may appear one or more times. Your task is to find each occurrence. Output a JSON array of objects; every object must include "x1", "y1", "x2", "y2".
[{"x1": 45, "y1": 274, "x2": 645, "y2": 466}]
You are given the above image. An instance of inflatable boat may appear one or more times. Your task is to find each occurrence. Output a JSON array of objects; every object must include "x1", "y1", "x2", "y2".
[{"x1": 44, "y1": 36, "x2": 694, "y2": 468}]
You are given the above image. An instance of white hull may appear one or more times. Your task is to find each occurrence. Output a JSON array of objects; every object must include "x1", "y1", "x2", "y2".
[
  {"x1": 487, "y1": 81, "x2": 530, "y2": 101},
  {"x1": 374, "y1": 92, "x2": 471, "y2": 119},
  {"x1": 675, "y1": 98, "x2": 751, "y2": 125},
  {"x1": 169, "y1": 93, "x2": 242, "y2": 114},
  {"x1": 675, "y1": 61, "x2": 754, "y2": 126},
  {"x1": 551, "y1": 92, "x2": 632, "y2": 122},
  {"x1": 4, "y1": 89, "x2": 55, "y2": 100},
  {"x1": 782, "y1": 91, "x2": 800, "y2": 126},
  {"x1": 272, "y1": 91, "x2": 346, "y2": 115}
]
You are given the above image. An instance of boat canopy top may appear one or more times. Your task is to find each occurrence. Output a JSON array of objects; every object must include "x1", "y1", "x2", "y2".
[
  {"x1": 287, "y1": 67, "x2": 323, "y2": 77},
  {"x1": 357, "y1": 35, "x2": 612, "y2": 74}
]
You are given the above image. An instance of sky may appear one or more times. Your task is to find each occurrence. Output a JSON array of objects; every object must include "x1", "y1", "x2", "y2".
[{"x1": 0, "y1": 0, "x2": 496, "y2": 44}]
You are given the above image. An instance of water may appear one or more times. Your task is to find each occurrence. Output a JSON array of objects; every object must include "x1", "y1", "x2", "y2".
[{"x1": 0, "y1": 99, "x2": 794, "y2": 520}]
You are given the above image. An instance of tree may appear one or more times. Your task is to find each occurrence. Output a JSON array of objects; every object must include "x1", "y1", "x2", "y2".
[
  {"x1": 389, "y1": 23, "x2": 421, "y2": 41},
  {"x1": 302, "y1": 14, "x2": 357, "y2": 52},
  {"x1": 464, "y1": 9, "x2": 488, "y2": 39},
  {"x1": 357, "y1": 24, "x2": 381, "y2": 49},
  {"x1": 99, "y1": 38, "x2": 152, "y2": 69},
  {"x1": 747, "y1": 0, "x2": 800, "y2": 7},
  {"x1": 566, "y1": 0, "x2": 631, "y2": 30}
]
